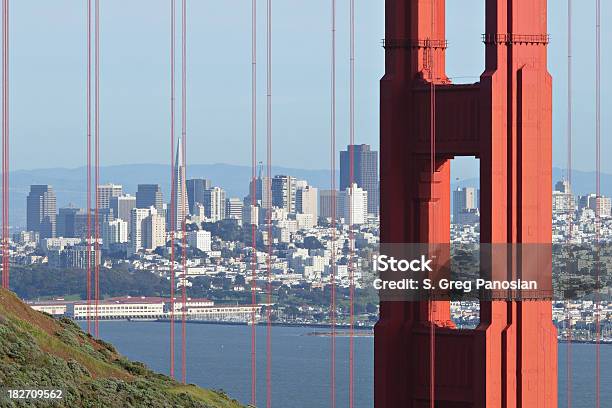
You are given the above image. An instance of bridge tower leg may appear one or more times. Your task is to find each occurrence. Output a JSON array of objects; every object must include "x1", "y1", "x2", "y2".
[{"x1": 376, "y1": 0, "x2": 557, "y2": 406}]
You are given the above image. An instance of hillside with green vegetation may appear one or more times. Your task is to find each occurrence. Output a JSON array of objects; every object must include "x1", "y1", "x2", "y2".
[{"x1": 0, "y1": 288, "x2": 246, "y2": 408}]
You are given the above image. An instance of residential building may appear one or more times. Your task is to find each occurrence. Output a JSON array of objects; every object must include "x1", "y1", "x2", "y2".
[
  {"x1": 225, "y1": 197, "x2": 243, "y2": 223},
  {"x1": 339, "y1": 183, "x2": 368, "y2": 225},
  {"x1": 272, "y1": 175, "x2": 296, "y2": 213},
  {"x1": 187, "y1": 230, "x2": 212, "y2": 252}
]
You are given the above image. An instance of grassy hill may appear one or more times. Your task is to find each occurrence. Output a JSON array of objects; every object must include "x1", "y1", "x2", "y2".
[{"x1": 0, "y1": 288, "x2": 246, "y2": 408}]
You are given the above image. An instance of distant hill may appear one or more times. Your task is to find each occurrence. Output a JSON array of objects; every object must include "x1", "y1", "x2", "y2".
[
  {"x1": 0, "y1": 288, "x2": 246, "y2": 408},
  {"x1": 6, "y1": 164, "x2": 610, "y2": 228}
]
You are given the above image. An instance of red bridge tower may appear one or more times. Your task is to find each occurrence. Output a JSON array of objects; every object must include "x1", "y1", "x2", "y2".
[{"x1": 376, "y1": 0, "x2": 557, "y2": 406}]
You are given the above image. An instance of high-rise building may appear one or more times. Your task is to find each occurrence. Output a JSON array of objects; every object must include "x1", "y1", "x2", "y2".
[
  {"x1": 452, "y1": 187, "x2": 478, "y2": 223},
  {"x1": 129, "y1": 207, "x2": 166, "y2": 254},
  {"x1": 57, "y1": 207, "x2": 88, "y2": 238},
  {"x1": 96, "y1": 183, "x2": 123, "y2": 210},
  {"x1": 187, "y1": 230, "x2": 212, "y2": 252},
  {"x1": 225, "y1": 197, "x2": 243, "y2": 223},
  {"x1": 171, "y1": 136, "x2": 188, "y2": 230},
  {"x1": 319, "y1": 189, "x2": 338, "y2": 220},
  {"x1": 203, "y1": 187, "x2": 226, "y2": 222},
  {"x1": 272, "y1": 175, "x2": 297, "y2": 213},
  {"x1": 136, "y1": 184, "x2": 163, "y2": 210},
  {"x1": 339, "y1": 183, "x2": 368, "y2": 225},
  {"x1": 552, "y1": 180, "x2": 575, "y2": 215},
  {"x1": 187, "y1": 178, "x2": 212, "y2": 214},
  {"x1": 247, "y1": 164, "x2": 271, "y2": 208},
  {"x1": 110, "y1": 195, "x2": 136, "y2": 223},
  {"x1": 296, "y1": 185, "x2": 318, "y2": 220},
  {"x1": 129, "y1": 208, "x2": 151, "y2": 254},
  {"x1": 102, "y1": 219, "x2": 128, "y2": 249},
  {"x1": 27, "y1": 185, "x2": 57, "y2": 239},
  {"x1": 340, "y1": 144, "x2": 379, "y2": 215},
  {"x1": 242, "y1": 204, "x2": 259, "y2": 226},
  {"x1": 579, "y1": 193, "x2": 612, "y2": 218},
  {"x1": 143, "y1": 210, "x2": 166, "y2": 250}
]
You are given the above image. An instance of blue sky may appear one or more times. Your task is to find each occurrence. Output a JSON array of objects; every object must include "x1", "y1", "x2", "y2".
[{"x1": 6, "y1": 0, "x2": 611, "y2": 181}]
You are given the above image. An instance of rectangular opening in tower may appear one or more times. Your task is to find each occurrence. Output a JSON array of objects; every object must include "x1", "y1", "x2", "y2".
[
  {"x1": 446, "y1": 0, "x2": 484, "y2": 84},
  {"x1": 450, "y1": 156, "x2": 480, "y2": 328}
]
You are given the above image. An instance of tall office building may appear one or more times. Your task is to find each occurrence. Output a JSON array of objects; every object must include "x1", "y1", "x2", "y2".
[
  {"x1": 26, "y1": 185, "x2": 57, "y2": 239},
  {"x1": 96, "y1": 183, "x2": 123, "y2": 210},
  {"x1": 225, "y1": 197, "x2": 243, "y2": 223},
  {"x1": 319, "y1": 190, "x2": 338, "y2": 220},
  {"x1": 272, "y1": 175, "x2": 297, "y2": 213},
  {"x1": 203, "y1": 187, "x2": 226, "y2": 222},
  {"x1": 187, "y1": 178, "x2": 212, "y2": 214},
  {"x1": 136, "y1": 184, "x2": 163, "y2": 210},
  {"x1": 57, "y1": 207, "x2": 88, "y2": 238},
  {"x1": 296, "y1": 185, "x2": 318, "y2": 219},
  {"x1": 171, "y1": 136, "x2": 188, "y2": 230},
  {"x1": 110, "y1": 194, "x2": 136, "y2": 223},
  {"x1": 248, "y1": 176, "x2": 271, "y2": 208},
  {"x1": 340, "y1": 144, "x2": 379, "y2": 215},
  {"x1": 452, "y1": 187, "x2": 478, "y2": 223},
  {"x1": 339, "y1": 183, "x2": 368, "y2": 225}
]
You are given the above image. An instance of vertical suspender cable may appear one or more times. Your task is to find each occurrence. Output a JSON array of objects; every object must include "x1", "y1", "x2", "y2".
[
  {"x1": 330, "y1": 0, "x2": 336, "y2": 406},
  {"x1": 169, "y1": 0, "x2": 176, "y2": 380},
  {"x1": 250, "y1": 0, "x2": 258, "y2": 404},
  {"x1": 348, "y1": 0, "x2": 355, "y2": 407},
  {"x1": 594, "y1": 1, "x2": 601, "y2": 406},
  {"x1": 566, "y1": 0, "x2": 573, "y2": 406},
  {"x1": 1, "y1": 0, "x2": 7, "y2": 290},
  {"x1": 180, "y1": 0, "x2": 188, "y2": 386},
  {"x1": 266, "y1": 0, "x2": 273, "y2": 406},
  {"x1": 86, "y1": 0, "x2": 92, "y2": 335},
  {"x1": 94, "y1": 0, "x2": 100, "y2": 338}
]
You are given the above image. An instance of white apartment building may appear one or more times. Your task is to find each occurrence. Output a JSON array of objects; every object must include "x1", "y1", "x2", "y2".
[
  {"x1": 187, "y1": 230, "x2": 212, "y2": 252},
  {"x1": 130, "y1": 207, "x2": 165, "y2": 254},
  {"x1": 339, "y1": 183, "x2": 368, "y2": 225},
  {"x1": 102, "y1": 219, "x2": 128, "y2": 249}
]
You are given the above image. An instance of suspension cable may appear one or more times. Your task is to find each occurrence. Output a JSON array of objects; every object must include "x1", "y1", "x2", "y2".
[
  {"x1": 266, "y1": 1, "x2": 273, "y2": 406},
  {"x1": 94, "y1": 0, "x2": 100, "y2": 338},
  {"x1": 86, "y1": 0, "x2": 92, "y2": 335},
  {"x1": 180, "y1": 0, "x2": 188, "y2": 386},
  {"x1": 330, "y1": 0, "x2": 337, "y2": 406},
  {"x1": 1, "y1": 0, "x2": 8, "y2": 291},
  {"x1": 250, "y1": 0, "x2": 258, "y2": 404},
  {"x1": 348, "y1": 0, "x2": 356, "y2": 406},
  {"x1": 594, "y1": 1, "x2": 601, "y2": 406},
  {"x1": 169, "y1": 0, "x2": 176, "y2": 380},
  {"x1": 565, "y1": 0, "x2": 573, "y2": 406}
]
